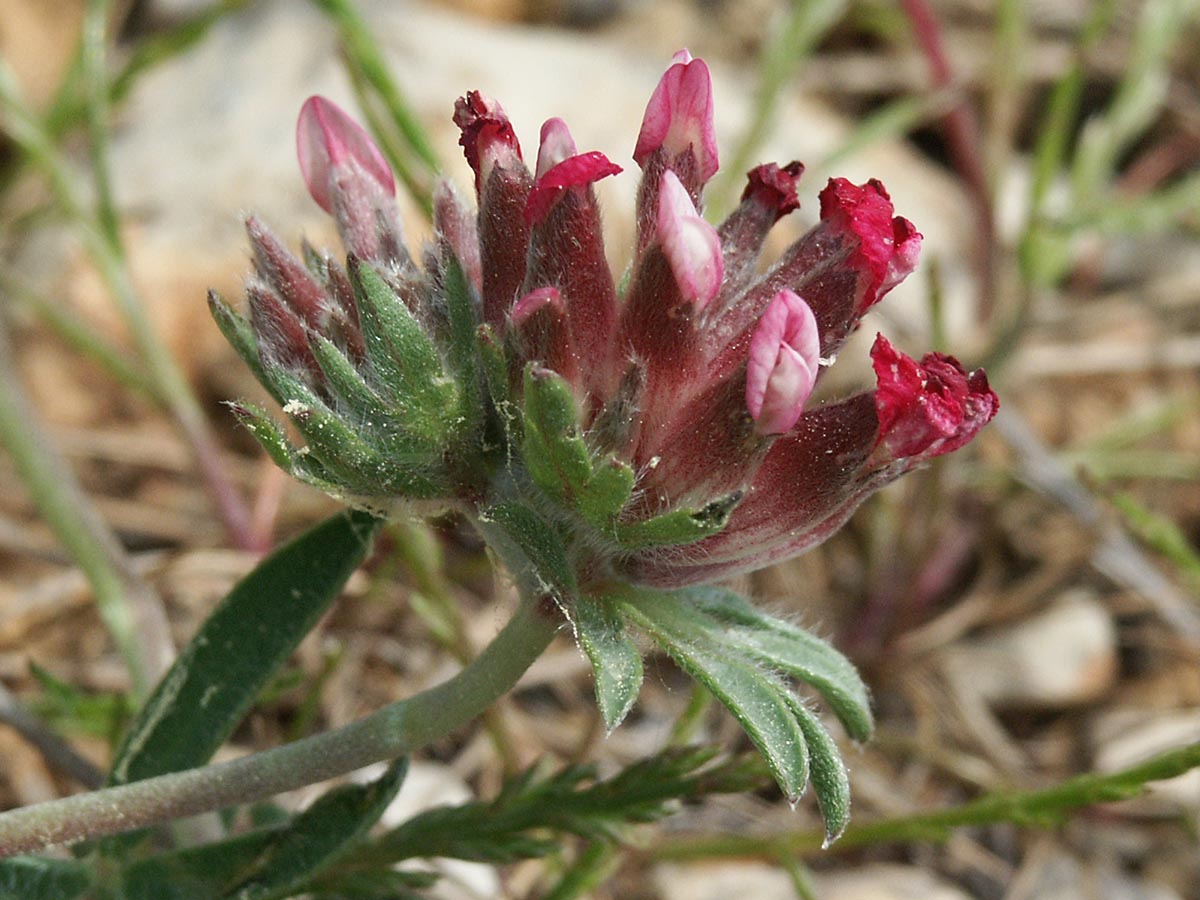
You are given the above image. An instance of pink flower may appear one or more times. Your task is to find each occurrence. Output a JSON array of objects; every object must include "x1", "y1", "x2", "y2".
[
  {"x1": 227, "y1": 53, "x2": 996, "y2": 590},
  {"x1": 296, "y1": 96, "x2": 395, "y2": 214},
  {"x1": 746, "y1": 290, "x2": 821, "y2": 436},
  {"x1": 633, "y1": 49, "x2": 719, "y2": 185},
  {"x1": 656, "y1": 170, "x2": 723, "y2": 309}
]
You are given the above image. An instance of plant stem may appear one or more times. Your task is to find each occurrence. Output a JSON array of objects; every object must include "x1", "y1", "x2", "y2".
[
  {"x1": 647, "y1": 740, "x2": 1200, "y2": 861},
  {"x1": 0, "y1": 594, "x2": 562, "y2": 857},
  {"x1": 0, "y1": 307, "x2": 175, "y2": 697}
]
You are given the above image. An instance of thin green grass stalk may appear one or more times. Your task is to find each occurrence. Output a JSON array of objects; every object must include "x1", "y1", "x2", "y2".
[
  {"x1": 0, "y1": 273, "x2": 158, "y2": 400},
  {"x1": 343, "y1": 63, "x2": 435, "y2": 218},
  {"x1": 984, "y1": 0, "x2": 1027, "y2": 192},
  {"x1": 0, "y1": 307, "x2": 173, "y2": 699},
  {"x1": 707, "y1": 0, "x2": 848, "y2": 217},
  {"x1": 813, "y1": 88, "x2": 956, "y2": 178},
  {"x1": 649, "y1": 740, "x2": 1200, "y2": 861},
  {"x1": 1109, "y1": 492, "x2": 1200, "y2": 592},
  {"x1": 311, "y1": 0, "x2": 439, "y2": 213},
  {"x1": 0, "y1": 593, "x2": 561, "y2": 857},
  {"x1": 0, "y1": 59, "x2": 259, "y2": 551},
  {"x1": 1070, "y1": 0, "x2": 1198, "y2": 212},
  {"x1": 81, "y1": 0, "x2": 122, "y2": 250}
]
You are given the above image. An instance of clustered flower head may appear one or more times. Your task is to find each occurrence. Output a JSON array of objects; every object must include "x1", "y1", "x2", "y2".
[{"x1": 213, "y1": 51, "x2": 997, "y2": 590}]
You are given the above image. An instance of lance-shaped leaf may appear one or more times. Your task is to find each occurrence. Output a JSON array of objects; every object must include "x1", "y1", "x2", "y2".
[
  {"x1": 119, "y1": 831, "x2": 282, "y2": 900},
  {"x1": 617, "y1": 588, "x2": 811, "y2": 802},
  {"x1": 686, "y1": 587, "x2": 873, "y2": 741},
  {"x1": 785, "y1": 695, "x2": 852, "y2": 845},
  {"x1": 220, "y1": 758, "x2": 409, "y2": 900},
  {"x1": 109, "y1": 510, "x2": 382, "y2": 787},
  {"x1": 573, "y1": 595, "x2": 643, "y2": 732},
  {"x1": 0, "y1": 858, "x2": 92, "y2": 900}
]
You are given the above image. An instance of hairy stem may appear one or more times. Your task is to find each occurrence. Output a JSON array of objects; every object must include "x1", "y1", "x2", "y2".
[
  {"x1": 649, "y1": 740, "x2": 1200, "y2": 860},
  {"x1": 0, "y1": 594, "x2": 561, "y2": 857}
]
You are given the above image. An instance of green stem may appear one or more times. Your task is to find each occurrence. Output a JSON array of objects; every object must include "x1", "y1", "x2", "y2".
[
  {"x1": 0, "y1": 307, "x2": 173, "y2": 698},
  {"x1": 648, "y1": 740, "x2": 1200, "y2": 861},
  {"x1": 0, "y1": 593, "x2": 561, "y2": 857}
]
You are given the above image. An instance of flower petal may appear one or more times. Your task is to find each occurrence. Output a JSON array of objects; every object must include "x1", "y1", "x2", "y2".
[
  {"x1": 634, "y1": 51, "x2": 718, "y2": 182},
  {"x1": 871, "y1": 334, "x2": 998, "y2": 461},
  {"x1": 746, "y1": 290, "x2": 820, "y2": 435},
  {"x1": 657, "y1": 170, "x2": 723, "y2": 308},
  {"x1": 296, "y1": 96, "x2": 394, "y2": 214}
]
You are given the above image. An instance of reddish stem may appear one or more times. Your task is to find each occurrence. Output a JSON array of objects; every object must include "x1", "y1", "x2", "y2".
[{"x1": 901, "y1": 0, "x2": 997, "y2": 320}]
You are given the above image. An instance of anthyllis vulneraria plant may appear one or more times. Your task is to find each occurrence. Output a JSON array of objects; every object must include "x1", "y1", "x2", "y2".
[{"x1": 211, "y1": 50, "x2": 997, "y2": 840}]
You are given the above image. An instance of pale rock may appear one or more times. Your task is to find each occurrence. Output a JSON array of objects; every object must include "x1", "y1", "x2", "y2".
[
  {"x1": 1014, "y1": 850, "x2": 1184, "y2": 900},
  {"x1": 653, "y1": 861, "x2": 797, "y2": 900},
  {"x1": 1091, "y1": 709, "x2": 1200, "y2": 813},
  {"x1": 12, "y1": 0, "x2": 971, "y2": 379},
  {"x1": 811, "y1": 863, "x2": 972, "y2": 900},
  {"x1": 941, "y1": 591, "x2": 1118, "y2": 709}
]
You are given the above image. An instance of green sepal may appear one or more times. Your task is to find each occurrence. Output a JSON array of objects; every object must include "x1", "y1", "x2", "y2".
[
  {"x1": 520, "y1": 366, "x2": 637, "y2": 531},
  {"x1": 577, "y1": 458, "x2": 637, "y2": 529},
  {"x1": 522, "y1": 366, "x2": 591, "y2": 504},
  {"x1": 612, "y1": 492, "x2": 741, "y2": 550},
  {"x1": 227, "y1": 401, "x2": 296, "y2": 472},
  {"x1": 439, "y1": 254, "x2": 483, "y2": 434},
  {"x1": 617, "y1": 588, "x2": 811, "y2": 802},
  {"x1": 220, "y1": 758, "x2": 409, "y2": 900},
  {"x1": 349, "y1": 260, "x2": 453, "y2": 412},
  {"x1": 208, "y1": 291, "x2": 271, "y2": 395},
  {"x1": 270, "y1": 372, "x2": 445, "y2": 499},
  {"x1": 307, "y1": 334, "x2": 447, "y2": 457},
  {"x1": 573, "y1": 595, "x2": 643, "y2": 732},
  {"x1": 687, "y1": 587, "x2": 873, "y2": 741},
  {"x1": 477, "y1": 324, "x2": 518, "y2": 436}
]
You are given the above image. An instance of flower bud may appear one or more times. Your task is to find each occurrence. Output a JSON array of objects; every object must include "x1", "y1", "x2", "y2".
[
  {"x1": 296, "y1": 96, "x2": 395, "y2": 214},
  {"x1": 746, "y1": 290, "x2": 820, "y2": 436},
  {"x1": 634, "y1": 49, "x2": 718, "y2": 184},
  {"x1": 657, "y1": 169, "x2": 723, "y2": 309}
]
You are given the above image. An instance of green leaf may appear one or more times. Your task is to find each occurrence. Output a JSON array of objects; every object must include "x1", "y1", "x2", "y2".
[
  {"x1": 0, "y1": 857, "x2": 92, "y2": 899},
  {"x1": 785, "y1": 695, "x2": 852, "y2": 845},
  {"x1": 618, "y1": 589, "x2": 811, "y2": 802},
  {"x1": 109, "y1": 510, "x2": 382, "y2": 787},
  {"x1": 221, "y1": 758, "x2": 408, "y2": 900},
  {"x1": 573, "y1": 596, "x2": 643, "y2": 732},
  {"x1": 119, "y1": 830, "x2": 282, "y2": 900},
  {"x1": 685, "y1": 587, "x2": 873, "y2": 741},
  {"x1": 612, "y1": 492, "x2": 740, "y2": 550}
]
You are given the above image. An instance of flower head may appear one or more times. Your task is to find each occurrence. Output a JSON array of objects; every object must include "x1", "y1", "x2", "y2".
[{"x1": 218, "y1": 57, "x2": 995, "y2": 587}]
